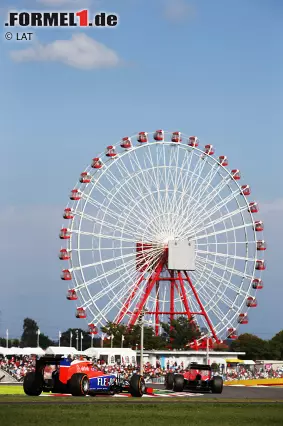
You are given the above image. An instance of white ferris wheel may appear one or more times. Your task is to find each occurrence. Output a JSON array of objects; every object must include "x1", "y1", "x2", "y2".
[{"x1": 59, "y1": 130, "x2": 266, "y2": 346}]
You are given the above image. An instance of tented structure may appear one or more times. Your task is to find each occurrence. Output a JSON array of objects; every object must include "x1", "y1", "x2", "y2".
[
  {"x1": 44, "y1": 346, "x2": 81, "y2": 356},
  {"x1": 0, "y1": 347, "x2": 45, "y2": 356}
]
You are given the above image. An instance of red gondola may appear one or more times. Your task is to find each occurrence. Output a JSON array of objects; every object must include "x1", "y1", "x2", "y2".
[
  {"x1": 88, "y1": 323, "x2": 98, "y2": 335},
  {"x1": 59, "y1": 249, "x2": 70, "y2": 260},
  {"x1": 171, "y1": 131, "x2": 182, "y2": 143},
  {"x1": 137, "y1": 132, "x2": 148, "y2": 143},
  {"x1": 120, "y1": 137, "x2": 132, "y2": 149},
  {"x1": 219, "y1": 156, "x2": 228, "y2": 166},
  {"x1": 91, "y1": 157, "x2": 103, "y2": 169},
  {"x1": 154, "y1": 130, "x2": 164, "y2": 141},
  {"x1": 227, "y1": 328, "x2": 237, "y2": 339},
  {"x1": 188, "y1": 136, "x2": 199, "y2": 147},
  {"x1": 61, "y1": 269, "x2": 72, "y2": 280},
  {"x1": 252, "y1": 278, "x2": 263, "y2": 290},
  {"x1": 254, "y1": 220, "x2": 264, "y2": 232},
  {"x1": 257, "y1": 240, "x2": 266, "y2": 251},
  {"x1": 76, "y1": 307, "x2": 86, "y2": 319},
  {"x1": 255, "y1": 260, "x2": 266, "y2": 270},
  {"x1": 70, "y1": 189, "x2": 81, "y2": 200},
  {"x1": 238, "y1": 313, "x2": 248, "y2": 324},
  {"x1": 106, "y1": 146, "x2": 117, "y2": 157},
  {"x1": 246, "y1": 296, "x2": 257, "y2": 307},
  {"x1": 63, "y1": 208, "x2": 74, "y2": 220},
  {"x1": 59, "y1": 228, "x2": 71, "y2": 239},
  {"x1": 80, "y1": 172, "x2": 92, "y2": 183},
  {"x1": 67, "y1": 289, "x2": 77, "y2": 301},
  {"x1": 204, "y1": 144, "x2": 214, "y2": 155},
  {"x1": 241, "y1": 185, "x2": 251, "y2": 196},
  {"x1": 248, "y1": 202, "x2": 258, "y2": 213},
  {"x1": 231, "y1": 169, "x2": 241, "y2": 180}
]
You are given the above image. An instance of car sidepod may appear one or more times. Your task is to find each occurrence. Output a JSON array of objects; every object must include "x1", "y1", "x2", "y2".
[{"x1": 88, "y1": 374, "x2": 117, "y2": 393}]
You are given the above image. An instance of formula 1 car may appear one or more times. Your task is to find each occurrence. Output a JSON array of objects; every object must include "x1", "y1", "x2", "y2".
[
  {"x1": 23, "y1": 355, "x2": 146, "y2": 397},
  {"x1": 164, "y1": 363, "x2": 223, "y2": 394}
]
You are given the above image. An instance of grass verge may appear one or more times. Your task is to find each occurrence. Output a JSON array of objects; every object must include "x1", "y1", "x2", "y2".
[{"x1": 0, "y1": 401, "x2": 283, "y2": 426}]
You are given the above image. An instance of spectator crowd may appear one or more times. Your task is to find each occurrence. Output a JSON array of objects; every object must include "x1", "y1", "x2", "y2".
[{"x1": 0, "y1": 356, "x2": 36, "y2": 381}]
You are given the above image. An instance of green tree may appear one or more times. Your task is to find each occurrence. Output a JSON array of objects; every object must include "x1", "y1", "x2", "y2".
[
  {"x1": 161, "y1": 316, "x2": 201, "y2": 349},
  {"x1": 20, "y1": 318, "x2": 53, "y2": 348},
  {"x1": 268, "y1": 330, "x2": 283, "y2": 359},
  {"x1": 21, "y1": 318, "x2": 40, "y2": 347},
  {"x1": 230, "y1": 333, "x2": 270, "y2": 360}
]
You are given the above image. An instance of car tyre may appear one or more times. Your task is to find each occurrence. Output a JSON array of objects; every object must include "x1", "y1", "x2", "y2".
[
  {"x1": 211, "y1": 376, "x2": 223, "y2": 394},
  {"x1": 69, "y1": 373, "x2": 89, "y2": 396},
  {"x1": 173, "y1": 374, "x2": 185, "y2": 392},
  {"x1": 23, "y1": 372, "x2": 43, "y2": 396},
  {"x1": 129, "y1": 374, "x2": 145, "y2": 397},
  {"x1": 165, "y1": 372, "x2": 174, "y2": 390}
]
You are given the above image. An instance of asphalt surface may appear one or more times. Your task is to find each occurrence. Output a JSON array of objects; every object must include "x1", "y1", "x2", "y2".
[{"x1": 0, "y1": 382, "x2": 283, "y2": 403}]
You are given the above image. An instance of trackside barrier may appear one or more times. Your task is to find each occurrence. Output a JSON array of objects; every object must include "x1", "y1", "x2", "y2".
[{"x1": 224, "y1": 378, "x2": 283, "y2": 386}]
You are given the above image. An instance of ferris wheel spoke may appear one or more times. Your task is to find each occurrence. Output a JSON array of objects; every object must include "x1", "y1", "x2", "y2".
[
  {"x1": 190, "y1": 176, "x2": 240, "y2": 227},
  {"x1": 196, "y1": 255, "x2": 250, "y2": 280},
  {"x1": 73, "y1": 229, "x2": 137, "y2": 243},
  {"x1": 131, "y1": 149, "x2": 164, "y2": 218},
  {"x1": 70, "y1": 250, "x2": 138, "y2": 272},
  {"x1": 189, "y1": 162, "x2": 222, "y2": 219},
  {"x1": 196, "y1": 262, "x2": 249, "y2": 298},
  {"x1": 188, "y1": 189, "x2": 245, "y2": 233},
  {"x1": 191, "y1": 275, "x2": 228, "y2": 323},
  {"x1": 108, "y1": 158, "x2": 162, "y2": 221},
  {"x1": 194, "y1": 263, "x2": 238, "y2": 308},
  {"x1": 196, "y1": 249, "x2": 254, "y2": 262},
  {"x1": 74, "y1": 210, "x2": 141, "y2": 239},
  {"x1": 98, "y1": 249, "x2": 164, "y2": 317},
  {"x1": 191, "y1": 222, "x2": 253, "y2": 241},
  {"x1": 184, "y1": 204, "x2": 248, "y2": 238},
  {"x1": 173, "y1": 152, "x2": 205, "y2": 223},
  {"x1": 95, "y1": 178, "x2": 159, "y2": 230},
  {"x1": 80, "y1": 191, "x2": 153, "y2": 236}
]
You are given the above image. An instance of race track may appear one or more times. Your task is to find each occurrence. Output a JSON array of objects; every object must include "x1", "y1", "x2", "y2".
[{"x1": 0, "y1": 382, "x2": 283, "y2": 403}]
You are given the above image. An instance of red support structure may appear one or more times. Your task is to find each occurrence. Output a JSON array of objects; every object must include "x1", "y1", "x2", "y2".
[
  {"x1": 129, "y1": 258, "x2": 165, "y2": 326},
  {"x1": 115, "y1": 245, "x2": 220, "y2": 345},
  {"x1": 184, "y1": 271, "x2": 219, "y2": 343},
  {"x1": 155, "y1": 281, "x2": 160, "y2": 336}
]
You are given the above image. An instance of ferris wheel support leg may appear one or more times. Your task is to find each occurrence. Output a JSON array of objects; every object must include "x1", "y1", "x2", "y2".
[
  {"x1": 128, "y1": 258, "x2": 165, "y2": 327},
  {"x1": 177, "y1": 272, "x2": 193, "y2": 322},
  {"x1": 155, "y1": 281, "x2": 160, "y2": 336},
  {"x1": 115, "y1": 273, "x2": 145, "y2": 324},
  {"x1": 184, "y1": 271, "x2": 220, "y2": 343},
  {"x1": 170, "y1": 271, "x2": 175, "y2": 327}
]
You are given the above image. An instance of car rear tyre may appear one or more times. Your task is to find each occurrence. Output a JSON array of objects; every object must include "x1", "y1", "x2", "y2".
[
  {"x1": 211, "y1": 376, "x2": 223, "y2": 394},
  {"x1": 165, "y1": 372, "x2": 174, "y2": 390},
  {"x1": 69, "y1": 373, "x2": 89, "y2": 396},
  {"x1": 173, "y1": 374, "x2": 185, "y2": 392},
  {"x1": 23, "y1": 372, "x2": 43, "y2": 396},
  {"x1": 129, "y1": 374, "x2": 145, "y2": 397}
]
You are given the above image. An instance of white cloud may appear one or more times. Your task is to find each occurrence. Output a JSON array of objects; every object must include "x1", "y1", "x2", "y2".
[
  {"x1": 10, "y1": 33, "x2": 120, "y2": 70},
  {"x1": 163, "y1": 0, "x2": 195, "y2": 22}
]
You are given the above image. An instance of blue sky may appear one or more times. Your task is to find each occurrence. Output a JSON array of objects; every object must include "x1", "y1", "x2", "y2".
[{"x1": 0, "y1": 0, "x2": 282, "y2": 342}]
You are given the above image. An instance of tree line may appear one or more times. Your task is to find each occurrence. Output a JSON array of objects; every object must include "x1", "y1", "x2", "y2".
[{"x1": 0, "y1": 317, "x2": 282, "y2": 360}]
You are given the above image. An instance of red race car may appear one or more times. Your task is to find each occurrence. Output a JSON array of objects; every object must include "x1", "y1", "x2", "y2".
[
  {"x1": 165, "y1": 363, "x2": 223, "y2": 394},
  {"x1": 23, "y1": 355, "x2": 146, "y2": 397}
]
